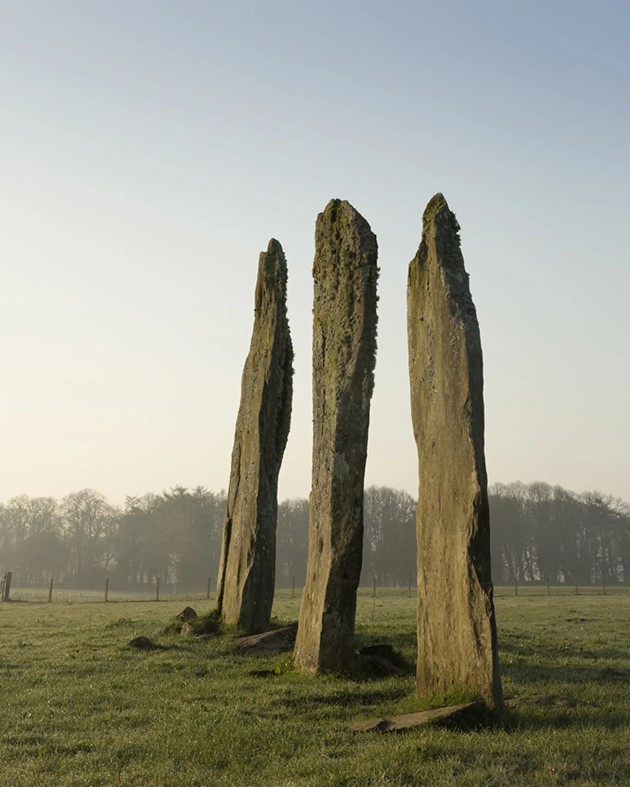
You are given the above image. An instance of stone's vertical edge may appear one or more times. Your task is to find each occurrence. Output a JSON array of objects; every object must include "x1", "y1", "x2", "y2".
[
  {"x1": 215, "y1": 239, "x2": 293, "y2": 634},
  {"x1": 295, "y1": 199, "x2": 378, "y2": 674},
  {"x1": 407, "y1": 194, "x2": 504, "y2": 719}
]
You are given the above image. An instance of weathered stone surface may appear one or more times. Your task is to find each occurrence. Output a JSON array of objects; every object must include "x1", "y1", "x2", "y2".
[
  {"x1": 216, "y1": 239, "x2": 293, "y2": 634},
  {"x1": 407, "y1": 193, "x2": 504, "y2": 717},
  {"x1": 294, "y1": 199, "x2": 378, "y2": 674},
  {"x1": 349, "y1": 701, "x2": 488, "y2": 732}
]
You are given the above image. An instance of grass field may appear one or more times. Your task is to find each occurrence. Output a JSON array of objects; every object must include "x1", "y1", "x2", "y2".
[{"x1": 1, "y1": 589, "x2": 629, "y2": 786}]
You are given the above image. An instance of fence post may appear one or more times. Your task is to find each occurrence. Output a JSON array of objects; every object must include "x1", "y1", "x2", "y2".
[
  {"x1": 514, "y1": 576, "x2": 518, "y2": 597},
  {"x1": 1, "y1": 571, "x2": 12, "y2": 602},
  {"x1": 105, "y1": 578, "x2": 109, "y2": 602},
  {"x1": 156, "y1": 577, "x2": 160, "y2": 602},
  {"x1": 408, "y1": 577, "x2": 412, "y2": 598},
  {"x1": 48, "y1": 577, "x2": 54, "y2": 603},
  {"x1": 373, "y1": 576, "x2": 377, "y2": 599},
  {"x1": 207, "y1": 577, "x2": 211, "y2": 600},
  {"x1": 575, "y1": 579, "x2": 579, "y2": 595},
  {"x1": 292, "y1": 576, "x2": 295, "y2": 599}
]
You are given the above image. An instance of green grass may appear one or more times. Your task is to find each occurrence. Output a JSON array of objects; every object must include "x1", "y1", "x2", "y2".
[{"x1": 1, "y1": 589, "x2": 629, "y2": 786}]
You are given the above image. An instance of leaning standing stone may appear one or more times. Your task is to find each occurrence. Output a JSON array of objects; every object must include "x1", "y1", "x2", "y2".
[
  {"x1": 216, "y1": 239, "x2": 293, "y2": 634},
  {"x1": 294, "y1": 200, "x2": 378, "y2": 673},
  {"x1": 407, "y1": 194, "x2": 504, "y2": 717}
]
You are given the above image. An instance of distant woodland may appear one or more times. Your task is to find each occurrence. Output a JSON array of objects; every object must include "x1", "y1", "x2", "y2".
[{"x1": 1, "y1": 483, "x2": 629, "y2": 589}]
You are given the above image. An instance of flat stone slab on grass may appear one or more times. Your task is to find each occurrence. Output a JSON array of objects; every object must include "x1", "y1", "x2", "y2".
[
  {"x1": 235, "y1": 622, "x2": 298, "y2": 653},
  {"x1": 349, "y1": 701, "x2": 488, "y2": 732}
]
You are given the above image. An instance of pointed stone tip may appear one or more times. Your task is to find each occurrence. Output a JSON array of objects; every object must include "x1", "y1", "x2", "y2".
[
  {"x1": 267, "y1": 238, "x2": 283, "y2": 255},
  {"x1": 318, "y1": 199, "x2": 375, "y2": 239},
  {"x1": 263, "y1": 238, "x2": 287, "y2": 270},
  {"x1": 257, "y1": 238, "x2": 287, "y2": 299},
  {"x1": 320, "y1": 198, "x2": 347, "y2": 222},
  {"x1": 423, "y1": 193, "x2": 450, "y2": 221},
  {"x1": 322, "y1": 198, "x2": 368, "y2": 220},
  {"x1": 420, "y1": 193, "x2": 460, "y2": 243}
]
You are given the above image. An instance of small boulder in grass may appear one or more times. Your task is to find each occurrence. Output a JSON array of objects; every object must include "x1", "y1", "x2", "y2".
[
  {"x1": 181, "y1": 621, "x2": 207, "y2": 638},
  {"x1": 176, "y1": 606, "x2": 198, "y2": 622},
  {"x1": 356, "y1": 643, "x2": 406, "y2": 677},
  {"x1": 181, "y1": 609, "x2": 222, "y2": 638},
  {"x1": 356, "y1": 652, "x2": 402, "y2": 678},
  {"x1": 128, "y1": 636, "x2": 155, "y2": 650}
]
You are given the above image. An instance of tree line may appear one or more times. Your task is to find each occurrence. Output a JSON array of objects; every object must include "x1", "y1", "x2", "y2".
[
  {"x1": 490, "y1": 482, "x2": 630, "y2": 587},
  {"x1": 1, "y1": 482, "x2": 628, "y2": 590}
]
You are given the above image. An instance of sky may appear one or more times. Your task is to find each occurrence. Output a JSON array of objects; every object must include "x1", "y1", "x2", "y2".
[{"x1": 1, "y1": 0, "x2": 629, "y2": 505}]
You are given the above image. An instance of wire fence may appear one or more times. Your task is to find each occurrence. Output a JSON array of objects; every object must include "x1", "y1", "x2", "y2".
[
  {"x1": 2, "y1": 571, "x2": 628, "y2": 606},
  {"x1": 1, "y1": 573, "x2": 215, "y2": 604}
]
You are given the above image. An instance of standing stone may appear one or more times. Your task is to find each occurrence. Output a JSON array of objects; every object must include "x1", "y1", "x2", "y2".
[
  {"x1": 294, "y1": 200, "x2": 378, "y2": 674},
  {"x1": 407, "y1": 193, "x2": 504, "y2": 717},
  {"x1": 216, "y1": 239, "x2": 293, "y2": 634}
]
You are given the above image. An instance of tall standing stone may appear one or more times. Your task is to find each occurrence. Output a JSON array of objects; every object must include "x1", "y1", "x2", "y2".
[
  {"x1": 407, "y1": 193, "x2": 504, "y2": 716},
  {"x1": 216, "y1": 239, "x2": 293, "y2": 634},
  {"x1": 294, "y1": 200, "x2": 378, "y2": 674}
]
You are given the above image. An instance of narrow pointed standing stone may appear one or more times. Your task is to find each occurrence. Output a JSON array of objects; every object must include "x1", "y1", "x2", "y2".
[
  {"x1": 216, "y1": 239, "x2": 293, "y2": 634},
  {"x1": 294, "y1": 200, "x2": 378, "y2": 674},
  {"x1": 407, "y1": 194, "x2": 504, "y2": 717}
]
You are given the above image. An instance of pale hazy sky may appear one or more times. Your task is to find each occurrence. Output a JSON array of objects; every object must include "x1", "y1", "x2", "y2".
[{"x1": 1, "y1": 1, "x2": 629, "y2": 504}]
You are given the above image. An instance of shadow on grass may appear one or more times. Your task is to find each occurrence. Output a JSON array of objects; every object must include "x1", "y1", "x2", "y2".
[
  {"x1": 127, "y1": 644, "x2": 173, "y2": 653},
  {"x1": 501, "y1": 645, "x2": 629, "y2": 687},
  {"x1": 500, "y1": 634, "x2": 630, "y2": 733},
  {"x1": 500, "y1": 637, "x2": 630, "y2": 664},
  {"x1": 507, "y1": 703, "x2": 629, "y2": 733},
  {"x1": 277, "y1": 683, "x2": 411, "y2": 711}
]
